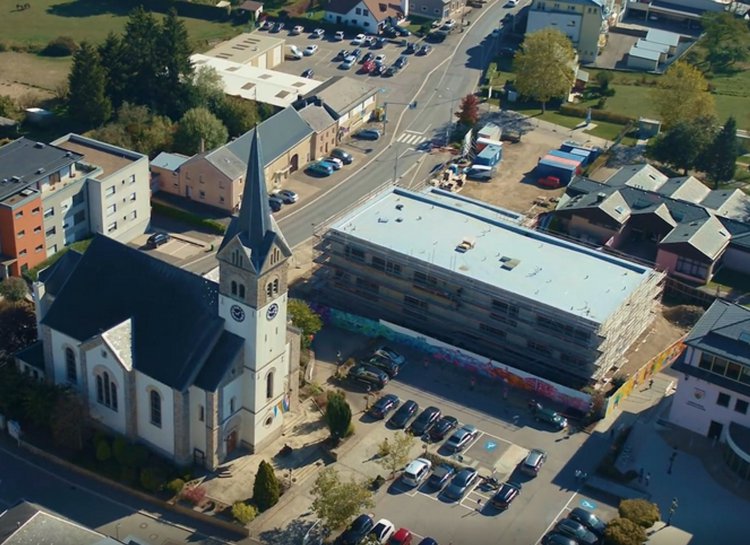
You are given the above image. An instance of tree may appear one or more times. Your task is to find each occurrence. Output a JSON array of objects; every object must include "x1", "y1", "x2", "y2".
[
  {"x1": 253, "y1": 460, "x2": 281, "y2": 511},
  {"x1": 513, "y1": 29, "x2": 576, "y2": 112},
  {"x1": 596, "y1": 71, "x2": 613, "y2": 93},
  {"x1": 325, "y1": 390, "x2": 352, "y2": 441},
  {"x1": 0, "y1": 95, "x2": 16, "y2": 119},
  {"x1": 91, "y1": 103, "x2": 175, "y2": 157},
  {"x1": 375, "y1": 431, "x2": 415, "y2": 477},
  {"x1": 158, "y1": 9, "x2": 194, "y2": 117},
  {"x1": 120, "y1": 7, "x2": 162, "y2": 109},
  {"x1": 653, "y1": 61, "x2": 715, "y2": 127},
  {"x1": 618, "y1": 498, "x2": 660, "y2": 528},
  {"x1": 187, "y1": 66, "x2": 225, "y2": 111},
  {"x1": 311, "y1": 467, "x2": 374, "y2": 530},
  {"x1": 232, "y1": 501, "x2": 258, "y2": 524},
  {"x1": 21, "y1": 381, "x2": 60, "y2": 430},
  {"x1": 67, "y1": 42, "x2": 112, "y2": 128},
  {"x1": 98, "y1": 32, "x2": 129, "y2": 109},
  {"x1": 288, "y1": 299, "x2": 323, "y2": 349},
  {"x1": 0, "y1": 277, "x2": 28, "y2": 303},
  {"x1": 648, "y1": 117, "x2": 714, "y2": 175},
  {"x1": 173, "y1": 107, "x2": 228, "y2": 155},
  {"x1": 700, "y1": 116, "x2": 739, "y2": 188},
  {"x1": 51, "y1": 391, "x2": 87, "y2": 451},
  {"x1": 701, "y1": 12, "x2": 750, "y2": 72},
  {"x1": 0, "y1": 300, "x2": 37, "y2": 360},
  {"x1": 603, "y1": 517, "x2": 647, "y2": 545},
  {"x1": 214, "y1": 96, "x2": 260, "y2": 138},
  {"x1": 455, "y1": 94, "x2": 480, "y2": 128}
]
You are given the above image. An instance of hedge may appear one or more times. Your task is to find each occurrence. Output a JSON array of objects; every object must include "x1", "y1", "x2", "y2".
[
  {"x1": 24, "y1": 238, "x2": 93, "y2": 282},
  {"x1": 559, "y1": 104, "x2": 635, "y2": 125},
  {"x1": 151, "y1": 201, "x2": 226, "y2": 235}
]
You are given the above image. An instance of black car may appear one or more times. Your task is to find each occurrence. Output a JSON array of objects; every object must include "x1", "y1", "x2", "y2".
[
  {"x1": 361, "y1": 52, "x2": 374, "y2": 64},
  {"x1": 426, "y1": 31, "x2": 448, "y2": 43},
  {"x1": 369, "y1": 393, "x2": 400, "y2": 419},
  {"x1": 270, "y1": 22, "x2": 284, "y2": 33},
  {"x1": 348, "y1": 364, "x2": 389, "y2": 389},
  {"x1": 373, "y1": 37, "x2": 387, "y2": 48},
  {"x1": 568, "y1": 508, "x2": 606, "y2": 537},
  {"x1": 542, "y1": 535, "x2": 577, "y2": 545},
  {"x1": 417, "y1": 44, "x2": 432, "y2": 56},
  {"x1": 490, "y1": 482, "x2": 522, "y2": 509},
  {"x1": 351, "y1": 48, "x2": 362, "y2": 58},
  {"x1": 363, "y1": 355, "x2": 399, "y2": 378},
  {"x1": 301, "y1": 68, "x2": 314, "y2": 78},
  {"x1": 339, "y1": 514, "x2": 374, "y2": 545},
  {"x1": 383, "y1": 65, "x2": 399, "y2": 77},
  {"x1": 427, "y1": 464, "x2": 455, "y2": 490},
  {"x1": 429, "y1": 415, "x2": 459, "y2": 441},
  {"x1": 147, "y1": 232, "x2": 170, "y2": 248},
  {"x1": 396, "y1": 26, "x2": 411, "y2": 37},
  {"x1": 409, "y1": 406, "x2": 442, "y2": 436},
  {"x1": 336, "y1": 49, "x2": 350, "y2": 61},
  {"x1": 395, "y1": 55, "x2": 408, "y2": 69},
  {"x1": 388, "y1": 400, "x2": 419, "y2": 428},
  {"x1": 553, "y1": 519, "x2": 598, "y2": 545},
  {"x1": 330, "y1": 148, "x2": 353, "y2": 164},
  {"x1": 404, "y1": 42, "x2": 417, "y2": 54}
]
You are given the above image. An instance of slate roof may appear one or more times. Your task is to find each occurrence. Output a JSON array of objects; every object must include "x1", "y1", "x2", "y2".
[
  {"x1": 605, "y1": 164, "x2": 668, "y2": 191},
  {"x1": 194, "y1": 330, "x2": 245, "y2": 390},
  {"x1": 660, "y1": 213, "x2": 730, "y2": 259},
  {"x1": 37, "y1": 249, "x2": 82, "y2": 297},
  {"x1": 41, "y1": 235, "x2": 224, "y2": 391},
  {"x1": 151, "y1": 151, "x2": 190, "y2": 172},
  {"x1": 15, "y1": 341, "x2": 45, "y2": 371},
  {"x1": 684, "y1": 299, "x2": 750, "y2": 367},
  {"x1": 656, "y1": 176, "x2": 709, "y2": 203},
  {"x1": 298, "y1": 103, "x2": 337, "y2": 133},
  {"x1": 304, "y1": 76, "x2": 378, "y2": 116}
]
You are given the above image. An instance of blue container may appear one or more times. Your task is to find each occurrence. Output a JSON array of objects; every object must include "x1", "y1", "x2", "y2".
[
  {"x1": 474, "y1": 144, "x2": 502, "y2": 167},
  {"x1": 548, "y1": 149, "x2": 584, "y2": 166},
  {"x1": 536, "y1": 158, "x2": 577, "y2": 185}
]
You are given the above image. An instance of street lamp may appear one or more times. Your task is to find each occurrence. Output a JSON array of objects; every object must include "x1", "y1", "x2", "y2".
[{"x1": 666, "y1": 497, "x2": 679, "y2": 526}]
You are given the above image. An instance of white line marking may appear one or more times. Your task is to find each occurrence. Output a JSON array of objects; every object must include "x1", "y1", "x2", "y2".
[{"x1": 533, "y1": 490, "x2": 579, "y2": 545}]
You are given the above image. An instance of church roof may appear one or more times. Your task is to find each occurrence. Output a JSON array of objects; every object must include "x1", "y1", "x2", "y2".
[
  {"x1": 37, "y1": 249, "x2": 82, "y2": 297},
  {"x1": 194, "y1": 330, "x2": 245, "y2": 391},
  {"x1": 41, "y1": 235, "x2": 225, "y2": 391}
]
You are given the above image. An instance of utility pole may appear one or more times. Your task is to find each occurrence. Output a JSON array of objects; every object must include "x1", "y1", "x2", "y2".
[{"x1": 666, "y1": 497, "x2": 679, "y2": 526}]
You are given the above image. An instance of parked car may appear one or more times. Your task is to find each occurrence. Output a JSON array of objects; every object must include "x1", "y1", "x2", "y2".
[
  {"x1": 271, "y1": 189, "x2": 298, "y2": 204},
  {"x1": 417, "y1": 540, "x2": 438, "y2": 545},
  {"x1": 334, "y1": 30, "x2": 345, "y2": 41},
  {"x1": 340, "y1": 56, "x2": 357, "y2": 70},
  {"x1": 404, "y1": 42, "x2": 417, "y2": 54},
  {"x1": 383, "y1": 64, "x2": 397, "y2": 76},
  {"x1": 465, "y1": 167, "x2": 494, "y2": 182},
  {"x1": 533, "y1": 406, "x2": 568, "y2": 430},
  {"x1": 387, "y1": 400, "x2": 419, "y2": 428},
  {"x1": 147, "y1": 232, "x2": 170, "y2": 248},
  {"x1": 259, "y1": 19, "x2": 272, "y2": 30},
  {"x1": 441, "y1": 19, "x2": 456, "y2": 31},
  {"x1": 374, "y1": 346, "x2": 406, "y2": 365},
  {"x1": 268, "y1": 196, "x2": 283, "y2": 212},
  {"x1": 374, "y1": 53, "x2": 387, "y2": 64},
  {"x1": 553, "y1": 520, "x2": 598, "y2": 545},
  {"x1": 426, "y1": 31, "x2": 448, "y2": 43},
  {"x1": 355, "y1": 128, "x2": 382, "y2": 140},
  {"x1": 409, "y1": 406, "x2": 442, "y2": 436},
  {"x1": 490, "y1": 481, "x2": 522, "y2": 509},
  {"x1": 348, "y1": 364, "x2": 389, "y2": 389},
  {"x1": 542, "y1": 535, "x2": 577, "y2": 545},
  {"x1": 568, "y1": 508, "x2": 607, "y2": 537},
  {"x1": 506, "y1": 0, "x2": 519, "y2": 5},
  {"x1": 395, "y1": 26, "x2": 411, "y2": 37},
  {"x1": 363, "y1": 35, "x2": 376, "y2": 47},
  {"x1": 340, "y1": 514, "x2": 374, "y2": 545},
  {"x1": 369, "y1": 519, "x2": 395, "y2": 544},
  {"x1": 301, "y1": 68, "x2": 314, "y2": 79},
  {"x1": 330, "y1": 148, "x2": 354, "y2": 164},
  {"x1": 429, "y1": 415, "x2": 459, "y2": 441},
  {"x1": 270, "y1": 22, "x2": 284, "y2": 33},
  {"x1": 443, "y1": 467, "x2": 478, "y2": 500},
  {"x1": 320, "y1": 158, "x2": 342, "y2": 171},
  {"x1": 427, "y1": 463, "x2": 455, "y2": 490},
  {"x1": 290, "y1": 25, "x2": 304, "y2": 35},
  {"x1": 351, "y1": 48, "x2": 362, "y2": 58},
  {"x1": 445, "y1": 424, "x2": 478, "y2": 452},
  {"x1": 395, "y1": 55, "x2": 408, "y2": 68},
  {"x1": 361, "y1": 52, "x2": 374, "y2": 64},
  {"x1": 402, "y1": 458, "x2": 432, "y2": 487},
  {"x1": 372, "y1": 63, "x2": 386, "y2": 76},
  {"x1": 390, "y1": 528, "x2": 413, "y2": 545},
  {"x1": 352, "y1": 33, "x2": 366, "y2": 45},
  {"x1": 304, "y1": 44, "x2": 318, "y2": 55},
  {"x1": 311, "y1": 28, "x2": 325, "y2": 38},
  {"x1": 306, "y1": 161, "x2": 333, "y2": 177},
  {"x1": 373, "y1": 37, "x2": 387, "y2": 48},
  {"x1": 369, "y1": 393, "x2": 400, "y2": 419},
  {"x1": 520, "y1": 448, "x2": 547, "y2": 476},
  {"x1": 498, "y1": 46, "x2": 515, "y2": 58},
  {"x1": 364, "y1": 355, "x2": 399, "y2": 378},
  {"x1": 324, "y1": 156, "x2": 344, "y2": 169},
  {"x1": 360, "y1": 60, "x2": 376, "y2": 74},
  {"x1": 417, "y1": 44, "x2": 432, "y2": 56},
  {"x1": 336, "y1": 49, "x2": 350, "y2": 61},
  {"x1": 537, "y1": 175, "x2": 562, "y2": 188}
]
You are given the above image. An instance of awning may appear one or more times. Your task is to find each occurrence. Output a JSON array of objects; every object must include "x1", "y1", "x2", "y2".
[{"x1": 476, "y1": 137, "x2": 503, "y2": 148}]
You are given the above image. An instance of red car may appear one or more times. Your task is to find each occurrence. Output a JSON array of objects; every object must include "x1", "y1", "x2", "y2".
[
  {"x1": 360, "y1": 60, "x2": 376, "y2": 73},
  {"x1": 537, "y1": 176, "x2": 562, "y2": 189},
  {"x1": 390, "y1": 528, "x2": 413, "y2": 545}
]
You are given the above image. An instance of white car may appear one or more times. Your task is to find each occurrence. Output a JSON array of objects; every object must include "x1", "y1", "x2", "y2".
[
  {"x1": 304, "y1": 44, "x2": 318, "y2": 56},
  {"x1": 351, "y1": 33, "x2": 366, "y2": 45},
  {"x1": 290, "y1": 25, "x2": 304, "y2": 35},
  {"x1": 324, "y1": 156, "x2": 344, "y2": 168},
  {"x1": 334, "y1": 30, "x2": 345, "y2": 41},
  {"x1": 340, "y1": 55, "x2": 356, "y2": 69},
  {"x1": 507, "y1": 0, "x2": 519, "y2": 5},
  {"x1": 374, "y1": 54, "x2": 387, "y2": 64},
  {"x1": 369, "y1": 519, "x2": 395, "y2": 544},
  {"x1": 311, "y1": 28, "x2": 324, "y2": 38},
  {"x1": 402, "y1": 458, "x2": 432, "y2": 487}
]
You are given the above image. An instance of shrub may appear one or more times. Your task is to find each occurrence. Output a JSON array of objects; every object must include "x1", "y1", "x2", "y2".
[
  {"x1": 182, "y1": 485, "x2": 207, "y2": 505},
  {"x1": 559, "y1": 104, "x2": 635, "y2": 125},
  {"x1": 140, "y1": 466, "x2": 167, "y2": 493},
  {"x1": 150, "y1": 201, "x2": 226, "y2": 235},
  {"x1": 95, "y1": 439, "x2": 112, "y2": 462},
  {"x1": 166, "y1": 478, "x2": 186, "y2": 496},
  {"x1": 119, "y1": 466, "x2": 138, "y2": 486},
  {"x1": 253, "y1": 460, "x2": 281, "y2": 512},
  {"x1": 603, "y1": 516, "x2": 647, "y2": 545},
  {"x1": 42, "y1": 36, "x2": 79, "y2": 57},
  {"x1": 618, "y1": 498, "x2": 660, "y2": 528},
  {"x1": 232, "y1": 501, "x2": 258, "y2": 524}
]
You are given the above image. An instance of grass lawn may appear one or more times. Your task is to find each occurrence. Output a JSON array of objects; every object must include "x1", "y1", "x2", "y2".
[{"x1": 738, "y1": 156, "x2": 750, "y2": 165}]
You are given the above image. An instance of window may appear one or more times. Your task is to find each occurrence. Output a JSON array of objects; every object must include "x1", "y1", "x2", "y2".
[
  {"x1": 65, "y1": 347, "x2": 77, "y2": 383},
  {"x1": 345, "y1": 245, "x2": 366, "y2": 262},
  {"x1": 231, "y1": 250, "x2": 243, "y2": 267},
  {"x1": 34, "y1": 226, "x2": 41, "y2": 234},
  {"x1": 527, "y1": 340, "x2": 551, "y2": 355},
  {"x1": 17, "y1": 229, "x2": 25, "y2": 238},
  {"x1": 199, "y1": 191, "x2": 206, "y2": 199},
  {"x1": 15, "y1": 211, "x2": 23, "y2": 219},
  {"x1": 717, "y1": 392, "x2": 730, "y2": 407},
  {"x1": 150, "y1": 390, "x2": 162, "y2": 427},
  {"x1": 266, "y1": 279, "x2": 279, "y2": 298},
  {"x1": 110, "y1": 382, "x2": 118, "y2": 411},
  {"x1": 735, "y1": 399, "x2": 749, "y2": 415},
  {"x1": 129, "y1": 192, "x2": 136, "y2": 201},
  {"x1": 44, "y1": 207, "x2": 54, "y2": 218},
  {"x1": 106, "y1": 204, "x2": 116, "y2": 216},
  {"x1": 479, "y1": 323, "x2": 506, "y2": 337},
  {"x1": 74, "y1": 210, "x2": 86, "y2": 225},
  {"x1": 413, "y1": 271, "x2": 438, "y2": 287},
  {"x1": 96, "y1": 371, "x2": 117, "y2": 411},
  {"x1": 230, "y1": 396, "x2": 236, "y2": 413},
  {"x1": 492, "y1": 299, "x2": 519, "y2": 318},
  {"x1": 270, "y1": 247, "x2": 281, "y2": 266},
  {"x1": 355, "y1": 7, "x2": 361, "y2": 14},
  {"x1": 675, "y1": 256, "x2": 709, "y2": 280},
  {"x1": 239, "y1": 284, "x2": 246, "y2": 298},
  {"x1": 32, "y1": 207, "x2": 40, "y2": 215},
  {"x1": 231, "y1": 280, "x2": 237, "y2": 295},
  {"x1": 35, "y1": 245, "x2": 43, "y2": 253},
  {"x1": 266, "y1": 372, "x2": 274, "y2": 399},
  {"x1": 129, "y1": 210, "x2": 137, "y2": 220},
  {"x1": 199, "y1": 405, "x2": 205, "y2": 422},
  {"x1": 19, "y1": 249, "x2": 27, "y2": 257},
  {"x1": 404, "y1": 295, "x2": 427, "y2": 310},
  {"x1": 107, "y1": 222, "x2": 117, "y2": 233},
  {"x1": 105, "y1": 186, "x2": 116, "y2": 197},
  {"x1": 129, "y1": 174, "x2": 135, "y2": 184},
  {"x1": 72, "y1": 192, "x2": 84, "y2": 206}
]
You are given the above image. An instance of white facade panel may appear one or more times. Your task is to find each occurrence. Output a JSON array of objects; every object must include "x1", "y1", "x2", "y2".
[
  {"x1": 49, "y1": 329, "x2": 83, "y2": 389},
  {"x1": 526, "y1": 12, "x2": 583, "y2": 43},
  {"x1": 135, "y1": 373, "x2": 175, "y2": 456},
  {"x1": 189, "y1": 386, "x2": 208, "y2": 457},
  {"x1": 85, "y1": 343, "x2": 127, "y2": 435}
]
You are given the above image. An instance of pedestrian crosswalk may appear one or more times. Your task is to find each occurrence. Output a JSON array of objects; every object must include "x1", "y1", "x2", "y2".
[{"x1": 396, "y1": 131, "x2": 430, "y2": 146}]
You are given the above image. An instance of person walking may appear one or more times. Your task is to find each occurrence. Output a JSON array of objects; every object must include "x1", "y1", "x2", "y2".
[{"x1": 645, "y1": 472, "x2": 651, "y2": 486}]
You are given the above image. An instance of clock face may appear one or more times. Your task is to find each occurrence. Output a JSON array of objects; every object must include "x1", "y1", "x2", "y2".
[
  {"x1": 266, "y1": 303, "x2": 279, "y2": 321},
  {"x1": 230, "y1": 304, "x2": 245, "y2": 322}
]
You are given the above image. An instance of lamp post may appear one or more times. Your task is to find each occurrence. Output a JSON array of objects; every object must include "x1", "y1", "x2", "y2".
[{"x1": 666, "y1": 497, "x2": 679, "y2": 526}]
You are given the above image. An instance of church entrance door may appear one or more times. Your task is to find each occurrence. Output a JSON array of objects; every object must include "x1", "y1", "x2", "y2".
[{"x1": 226, "y1": 430, "x2": 238, "y2": 453}]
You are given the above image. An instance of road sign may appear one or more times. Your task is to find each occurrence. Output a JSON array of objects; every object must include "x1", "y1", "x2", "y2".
[
  {"x1": 485, "y1": 440, "x2": 497, "y2": 451},
  {"x1": 580, "y1": 499, "x2": 597, "y2": 510}
]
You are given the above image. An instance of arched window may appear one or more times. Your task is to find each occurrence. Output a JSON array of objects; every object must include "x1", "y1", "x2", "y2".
[
  {"x1": 266, "y1": 371, "x2": 274, "y2": 400},
  {"x1": 96, "y1": 375, "x2": 104, "y2": 404},
  {"x1": 273, "y1": 278, "x2": 279, "y2": 294},
  {"x1": 103, "y1": 372, "x2": 111, "y2": 406},
  {"x1": 231, "y1": 281, "x2": 237, "y2": 295},
  {"x1": 95, "y1": 371, "x2": 117, "y2": 412},
  {"x1": 110, "y1": 382, "x2": 118, "y2": 411},
  {"x1": 239, "y1": 284, "x2": 246, "y2": 298},
  {"x1": 65, "y1": 347, "x2": 77, "y2": 384},
  {"x1": 150, "y1": 390, "x2": 162, "y2": 428}
]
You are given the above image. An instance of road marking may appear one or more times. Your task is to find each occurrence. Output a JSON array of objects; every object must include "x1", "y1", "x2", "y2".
[
  {"x1": 396, "y1": 133, "x2": 428, "y2": 146},
  {"x1": 404, "y1": 129, "x2": 424, "y2": 135},
  {"x1": 580, "y1": 499, "x2": 597, "y2": 510},
  {"x1": 533, "y1": 490, "x2": 579, "y2": 545},
  {"x1": 484, "y1": 440, "x2": 497, "y2": 451}
]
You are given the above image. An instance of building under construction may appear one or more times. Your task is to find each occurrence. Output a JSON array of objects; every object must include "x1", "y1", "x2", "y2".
[{"x1": 313, "y1": 186, "x2": 665, "y2": 389}]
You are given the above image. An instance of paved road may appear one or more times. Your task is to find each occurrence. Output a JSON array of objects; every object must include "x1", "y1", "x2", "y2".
[{"x1": 0, "y1": 441, "x2": 246, "y2": 545}]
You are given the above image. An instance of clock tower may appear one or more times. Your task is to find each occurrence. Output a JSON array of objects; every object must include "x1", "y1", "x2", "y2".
[{"x1": 216, "y1": 128, "x2": 293, "y2": 453}]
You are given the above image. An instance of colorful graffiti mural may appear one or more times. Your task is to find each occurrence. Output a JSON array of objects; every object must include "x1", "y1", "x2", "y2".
[
  {"x1": 316, "y1": 305, "x2": 592, "y2": 411},
  {"x1": 604, "y1": 337, "x2": 686, "y2": 418}
]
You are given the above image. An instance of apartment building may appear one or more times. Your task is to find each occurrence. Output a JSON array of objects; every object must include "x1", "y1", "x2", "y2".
[{"x1": 315, "y1": 187, "x2": 664, "y2": 388}]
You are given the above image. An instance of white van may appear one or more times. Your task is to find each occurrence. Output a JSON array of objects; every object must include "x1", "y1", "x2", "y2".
[
  {"x1": 402, "y1": 458, "x2": 432, "y2": 487},
  {"x1": 286, "y1": 45, "x2": 303, "y2": 60}
]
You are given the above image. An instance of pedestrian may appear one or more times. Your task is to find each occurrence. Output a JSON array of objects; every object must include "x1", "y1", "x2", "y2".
[
  {"x1": 477, "y1": 498, "x2": 482, "y2": 508},
  {"x1": 648, "y1": 378, "x2": 654, "y2": 389},
  {"x1": 336, "y1": 350, "x2": 342, "y2": 364},
  {"x1": 645, "y1": 472, "x2": 651, "y2": 486}
]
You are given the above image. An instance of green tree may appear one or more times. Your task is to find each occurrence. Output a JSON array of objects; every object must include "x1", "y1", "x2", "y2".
[
  {"x1": 648, "y1": 117, "x2": 714, "y2": 175},
  {"x1": 158, "y1": 9, "x2": 194, "y2": 117},
  {"x1": 618, "y1": 498, "x2": 660, "y2": 528},
  {"x1": 91, "y1": 103, "x2": 175, "y2": 157},
  {"x1": 325, "y1": 390, "x2": 352, "y2": 441},
  {"x1": 51, "y1": 391, "x2": 88, "y2": 451},
  {"x1": 288, "y1": 299, "x2": 323, "y2": 349},
  {"x1": 700, "y1": 116, "x2": 739, "y2": 188},
  {"x1": 375, "y1": 431, "x2": 415, "y2": 477},
  {"x1": 0, "y1": 300, "x2": 37, "y2": 360},
  {"x1": 0, "y1": 95, "x2": 16, "y2": 118},
  {"x1": 174, "y1": 107, "x2": 228, "y2": 154},
  {"x1": 0, "y1": 277, "x2": 28, "y2": 303},
  {"x1": 603, "y1": 517, "x2": 647, "y2": 545},
  {"x1": 253, "y1": 460, "x2": 281, "y2": 511},
  {"x1": 187, "y1": 65, "x2": 225, "y2": 111},
  {"x1": 121, "y1": 7, "x2": 162, "y2": 109},
  {"x1": 455, "y1": 94, "x2": 480, "y2": 128},
  {"x1": 67, "y1": 42, "x2": 112, "y2": 128},
  {"x1": 22, "y1": 381, "x2": 60, "y2": 430},
  {"x1": 596, "y1": 71, "x2": 613, "y2": 93},
  {"x1": 701, "y1": 12, "x2": 750, "y2": 72},
  {"x1": 311, "y1": 467, "x2": 374, "y2": 530},
  {"x1": 513, "y1": 29, "x2": 576, "y2": 112},
  {"x1": 214, "y1": 96, "x2": 260, "y2": 138},
  {"x1": 653, "y1": 61, "x2": 715, "y2": 127},
  {"x1": 98, "y1": 32, "x2": 129, "y2": 109},
  {"x1": 232, "y1": 501, "x2": 258, "y2": 524}
]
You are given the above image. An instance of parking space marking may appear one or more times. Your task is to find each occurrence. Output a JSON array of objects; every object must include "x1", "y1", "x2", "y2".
[{"x1": 533, "y1": 490, "x2": 579, "y2": 545}]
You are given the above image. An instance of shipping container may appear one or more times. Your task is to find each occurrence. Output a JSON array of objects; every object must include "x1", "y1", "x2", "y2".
[
  {"x1": 475, "y1": 144, "x2": 503, "y2": 167},
  {"x1": 548, "y1": 149, "x2": 585, "y2": 166},
  {"x1": 536, "y1": 157, "x2": 578, "y2": 185}
]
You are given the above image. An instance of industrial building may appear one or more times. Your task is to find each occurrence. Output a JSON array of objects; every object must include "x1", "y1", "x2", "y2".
[{"x1": 315, "y1": 187, "x2": 665, "y2": 388}]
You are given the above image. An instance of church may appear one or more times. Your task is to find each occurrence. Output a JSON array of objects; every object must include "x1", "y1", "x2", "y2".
[{"x1": 15, "y1": 131, "x2": 300, "y2": 470}]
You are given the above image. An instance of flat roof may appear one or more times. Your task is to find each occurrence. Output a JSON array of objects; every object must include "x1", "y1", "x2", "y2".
[
  {"x1": 204, "y1": 32, "x2": 285, "y2": 65},
  {"x1": 305, "y1": 76, "x2": 378, "y2": 115},
  {"x1": 191, "y1": 54, "x2": 322, "y2": 108},
  {"x1": 635, "y1": 39, "x2": 669, "y2": 54},
  {"x1": 53, "y1": 134, "x2": 141, "y2": 179},
  {"x1": 630, "y1": 46, "x2": 661, "y2": 61},
  {"x1": 645, "y1": 28, "x2": 680, "y2": 47},
  {"x1": 328, "y1": 187, "x2": 655, "y2": 324}
]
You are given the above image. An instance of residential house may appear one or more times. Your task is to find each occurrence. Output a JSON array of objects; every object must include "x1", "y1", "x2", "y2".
[
  {"x1": 409, "y1": 0, "x2": 464, "y2": 20},
  {"x1": 302, "y1": 76, "x2": 379, "y2": 137},
  {"x1": 17, "y1": 131, "x2": 300, "y2": 470},
  {"x1": 0, "y1": 136, "x2": 149, "y2": 279},
  {"x1": 296, "y1": 99, "x2": 340, "y2": 158},
  {"x1": 549, "y1": 164, "x2": 750, "y2": 285},
  {"x1": 624, "y1": 0, "x2": 725, "y2": 25},
  {"x1": 324, "y1": 0, "x2": 405, "y2": 32},
  {"x1": 669, "y1": 300, "x2": 750, "y2": 480},
  {"x1": 315, "y1": 186, "x2": 664, "y2": 389},
  {"x1": 526, "y1": 0, "x2": 617, "y2": 64}
]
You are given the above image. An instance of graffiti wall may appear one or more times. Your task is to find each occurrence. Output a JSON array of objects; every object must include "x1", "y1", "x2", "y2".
[
  {"x1": 317, "y1": 305, "x2": 592, "y2": 411},
  {"x1": 604, "y1": 336, "x2": 686, "y2": 418}
]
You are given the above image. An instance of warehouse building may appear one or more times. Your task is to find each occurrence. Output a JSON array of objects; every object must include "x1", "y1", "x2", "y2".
[{"x1": 314, "y1": 187, "x2": 665, "y2": 388}]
